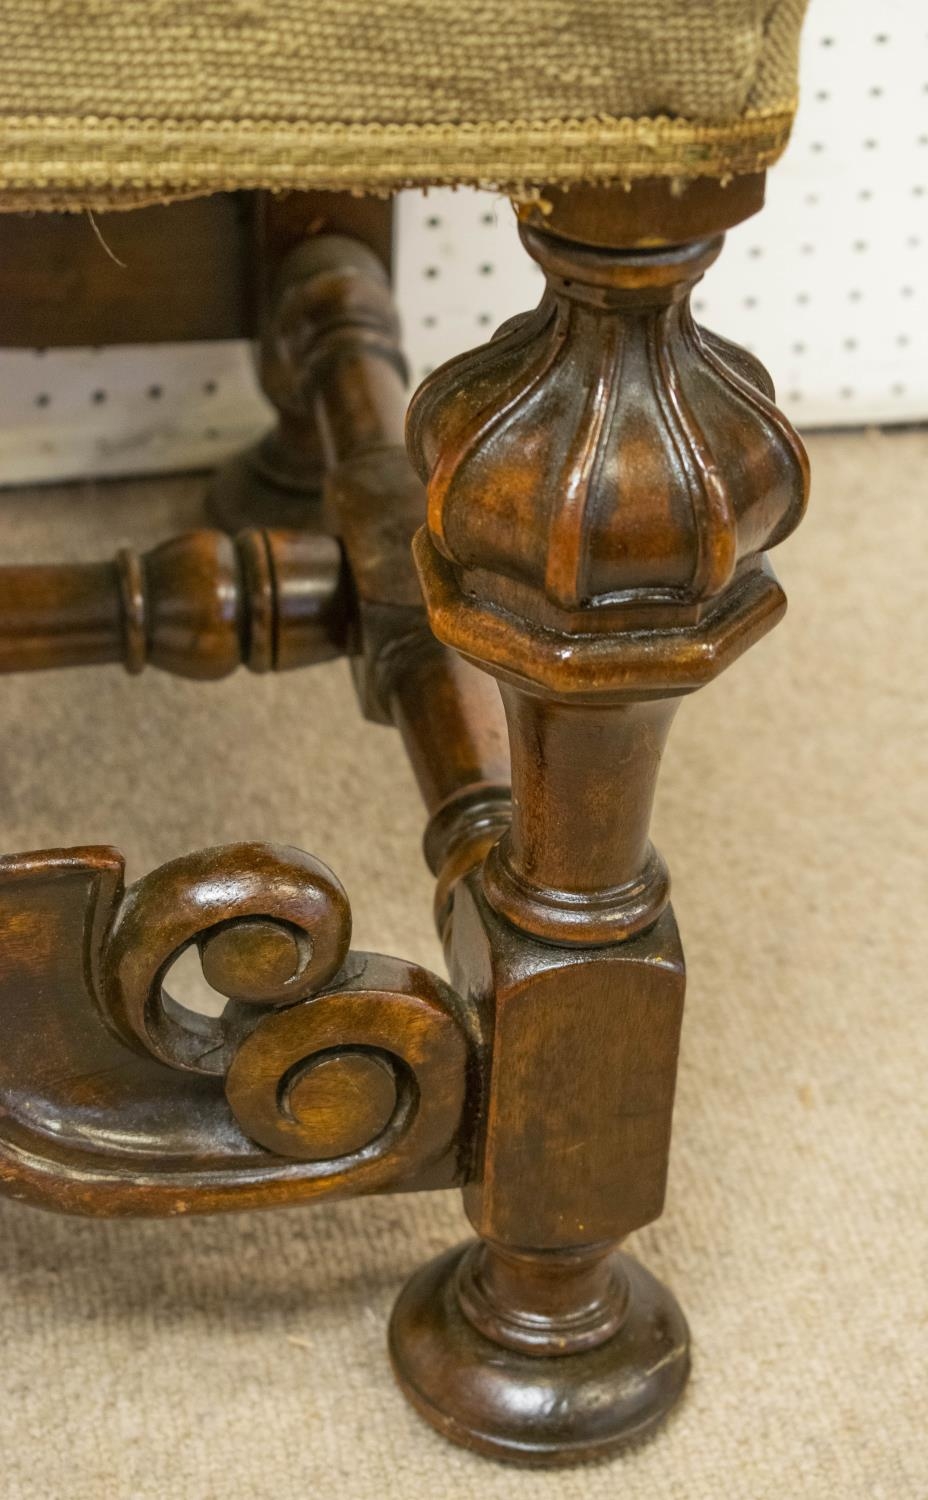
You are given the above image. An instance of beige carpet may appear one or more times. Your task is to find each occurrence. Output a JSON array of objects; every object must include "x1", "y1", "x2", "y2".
[{"x1": 0, "y1": 429, "x2": 924, "y2": 1499}]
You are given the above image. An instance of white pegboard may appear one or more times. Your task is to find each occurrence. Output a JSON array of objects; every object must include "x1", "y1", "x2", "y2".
[
  {"x1": 0, "y1": 342, "x2": 269, "y2": 487},
  {"x1": 0, "y1": 0, "x2": 925, "y2": 486}
]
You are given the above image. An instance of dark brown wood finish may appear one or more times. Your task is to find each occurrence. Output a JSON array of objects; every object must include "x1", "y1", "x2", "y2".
[
  {"x1": 0, "y1": 196, "x2": 251, "y2": 348},
  {"x1": 0, "y1": 529, "x2": 348, "y2": 676},
  {"x1": 302, "y1": 235, "x2": 513, "y2": 897},
  {"x1": 0, "y1": 188, "x2": 808, "y2": 1466},
  {"x1": 206, "y1": 215, "x2": 395, "y2": 533},
  {"x1": 0, "y1": 843, "x2": 475, "y2": 1213},
  {"x1": 391, "y1": 177, "x2": 809, "y2": 1462},
  {"x1": 0, "y1": 190, "x2": 392, "y2": 350},
  {"x1": 0, "y1": 227, "x2": 507, "y2": 1221}
]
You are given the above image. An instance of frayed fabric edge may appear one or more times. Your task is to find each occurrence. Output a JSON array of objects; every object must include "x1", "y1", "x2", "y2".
[{"x1": 0, "y1": 107, "x2": 797, "y2": 213}]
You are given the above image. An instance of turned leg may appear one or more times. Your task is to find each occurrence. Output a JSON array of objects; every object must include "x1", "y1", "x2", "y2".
[
  {"x1": 207, "y1": 234, "x2": 404, "y2": 532},
  {"x1": 390, "y1": 176, "x2": 808, "y2": 1463},
  {"x1": 0, "y1": 211, "x2": 807, "y2": 1466},
  {"x1": 390, "y1": 704, "x2": 690, "y2": 1463}
]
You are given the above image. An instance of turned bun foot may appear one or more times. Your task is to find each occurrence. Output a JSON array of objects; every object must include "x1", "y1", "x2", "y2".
[
  {"x1": 389, "y1": 1241, "x2": 690, "y2": 1466},
  {"x1": 205, "y1": 430, "x2": 325, "y2": 533}
]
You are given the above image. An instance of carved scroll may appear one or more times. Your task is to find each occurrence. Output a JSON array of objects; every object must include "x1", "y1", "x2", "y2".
[{"x1": 0, "y1": 843, "x2": 474, "y2": 1216}]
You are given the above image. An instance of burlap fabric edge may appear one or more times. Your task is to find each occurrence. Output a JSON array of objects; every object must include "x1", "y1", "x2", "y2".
[{"x1": 0, "y1": 107, "x2": 797, "y2": 211}]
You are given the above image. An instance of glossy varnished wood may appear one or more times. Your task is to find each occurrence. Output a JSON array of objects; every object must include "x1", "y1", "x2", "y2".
[
  {"x1": 390, "y1": 1244, "x2": 689, "y2": 1465},
  {"x1": 0, "y1": 230, "x2": 505, "y2": 1224},
  {"x1": 0, "y1": 528, "x2": 348, "y2": 676},
  {"x1": 391, "y1": 177, "x2": 809, "y2": 1461},
  {"x1": 206, "y1": 204, "x2": 394, "y2": 533},
  {"x1": 0, "y1": 194, "x2": 808, "y2": 1465},
  {"x1": 0, "y1": 189, "x2": 391, "y2": 350},
  {"x1": 0, "y1": 843, "x2": 475, "y2": 1214}
]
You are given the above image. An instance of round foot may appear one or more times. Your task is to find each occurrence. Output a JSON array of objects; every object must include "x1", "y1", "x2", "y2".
[
  {"x1": 204, "y1": 435, "x2": 325, "y2": 533},
  {"x1": 389, "y1": 1242, "x2": 689, "y2": 1466}
]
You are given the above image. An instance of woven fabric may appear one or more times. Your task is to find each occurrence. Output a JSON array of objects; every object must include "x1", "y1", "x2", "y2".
[{"x1": 0, "y1": 0, "x2": 808, "y2": 209}]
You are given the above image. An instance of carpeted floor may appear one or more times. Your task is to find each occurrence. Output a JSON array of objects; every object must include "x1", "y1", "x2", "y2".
[{"x1": 0, "y1": 428, "x2": 925, "y2": 1499}]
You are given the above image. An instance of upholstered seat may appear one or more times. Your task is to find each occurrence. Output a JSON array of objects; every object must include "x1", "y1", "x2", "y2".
[
  {"x1": 0, "y1": 0, "x2": 831, "y2": 1476},
  {"x1": 0, "y1": 0, "x2": 807, "y2": 210}
]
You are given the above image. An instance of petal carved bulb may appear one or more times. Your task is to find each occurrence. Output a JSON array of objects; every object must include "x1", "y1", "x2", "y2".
[{"x1": 409, "y1": 227, "x2": 809, "y2": 693}]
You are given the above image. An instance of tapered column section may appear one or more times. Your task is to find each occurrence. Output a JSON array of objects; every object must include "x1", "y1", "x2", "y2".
[
  {"x1": 389, "y1": 176, "x2": 809, "y2": 1465},
  {"x1": 485, "y1": 691, "x2": 677, "y2": 944}
]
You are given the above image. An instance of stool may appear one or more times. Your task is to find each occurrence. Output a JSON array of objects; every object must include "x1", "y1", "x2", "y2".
[{"x1": 0, "y1": 2, "x2": 810, "y2": 1465}]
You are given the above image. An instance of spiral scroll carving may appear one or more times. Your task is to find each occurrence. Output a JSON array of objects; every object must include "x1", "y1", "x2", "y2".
[{"x1": 99, "y1": 843, "x2": 471, "y2": 1176}]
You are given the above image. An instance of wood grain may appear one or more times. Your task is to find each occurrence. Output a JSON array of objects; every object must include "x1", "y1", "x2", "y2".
[
  {"x1": 0, "y1": 194, "x2": 809, "y2": 1465},
  {"x1": 392, "y1": 174, "x2": 809, "y2": 1462}
]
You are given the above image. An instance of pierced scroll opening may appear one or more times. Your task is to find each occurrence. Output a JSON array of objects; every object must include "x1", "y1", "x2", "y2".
[{"x1": 162, "y1": 943, "x2": 227, "y2": 1019}]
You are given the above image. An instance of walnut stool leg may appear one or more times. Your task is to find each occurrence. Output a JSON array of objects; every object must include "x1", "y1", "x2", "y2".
[
  {"x1": 207, "y1": 236, "x2": 405, "y2": 532},
  {"x1": 389, "y1": 178, "x2": 809, "y2": 1463}
]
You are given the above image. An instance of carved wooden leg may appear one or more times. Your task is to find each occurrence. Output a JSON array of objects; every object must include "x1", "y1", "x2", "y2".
[
  {"x1": 0, "y1": 232, "x2": 508, "y2": 1222},
  {"x1": 389, "y1": 177, "x2": 809, "y2": 1463},
  {"x1": 0, "y1": 215, "x2": 807, "y2": 1466},
  {"x1": 207, "y1": 234, "x2": 404, "y2": 532}
]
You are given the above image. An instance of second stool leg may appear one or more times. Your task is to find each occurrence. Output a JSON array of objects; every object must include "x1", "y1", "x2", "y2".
[{"x1": 207, "y1": 235, "x2": 404, "y2": 532}]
